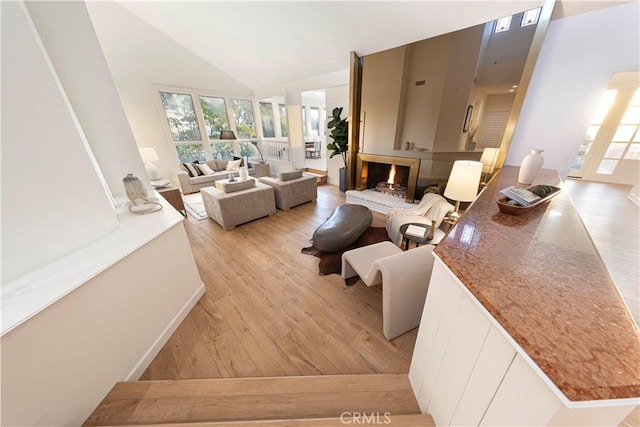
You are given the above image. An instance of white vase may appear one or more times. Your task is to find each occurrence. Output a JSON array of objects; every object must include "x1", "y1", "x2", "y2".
[
  {"x1": 518, "y1": 149, "x2": 544, "y2": 185},
  {"x1": 239, "y1": 166, "x2": 249, "y2": 181}
]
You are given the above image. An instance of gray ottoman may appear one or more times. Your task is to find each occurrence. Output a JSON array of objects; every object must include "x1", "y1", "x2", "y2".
[{"x1": 312, "y1": 204, "x2": 373, "y2": 253}]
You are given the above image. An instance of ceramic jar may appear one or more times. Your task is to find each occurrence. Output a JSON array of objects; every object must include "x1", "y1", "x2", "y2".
[
  {"x1": 122, "y1": 173, "x2": 148, "y2": 201},
  {"x1": 518, "y1": 149, "x2": 544, "y2": 185}
]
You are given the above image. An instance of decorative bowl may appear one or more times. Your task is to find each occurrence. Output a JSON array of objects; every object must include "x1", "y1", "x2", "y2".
[{"x1": 496, "y1": 185, "x2": 561, "y2": 215}]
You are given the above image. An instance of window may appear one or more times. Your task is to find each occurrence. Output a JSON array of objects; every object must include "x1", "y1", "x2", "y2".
[
  {"x1": 310, "y1": 107, "x2": 320, "y2": 137},
  {"x1": 570, "y1": 89, "x2": 617, "y2": 172},
  {"x1": 199, "y1": 96, "x2": 230, "y2": 139},
  {"x1": 158, "y1": 88, "x2": 259, "y2": 163},
  {"x1": 260, "y1": 102, "x2": 275, "y2": 138},
  {"x1": 521, "y1": 8, "x2": 541, "y2": 27},
  {"x1": 279, "y1": 104, "x2": 288, "y2": 137},
  {"x1": 495, "y1": 16, "x2": 511, "y2": 33},
  {"x1": 597, "y1": 88, "x2": 640, "y2": 174},
  {"x1": 159, "y1": 92, "x2": 201, "y2": 141},
  {"x1": 230, "y1": 99, "x2": 256, "y2": 139},
  {"x1": 301, "y1": 107, "x2": 306, "y2": 136}
]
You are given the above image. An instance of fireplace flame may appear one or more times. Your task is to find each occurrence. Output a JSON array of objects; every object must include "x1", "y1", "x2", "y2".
[{"x1": 387, "y1": 164, "x2": 396, "y2": 186}]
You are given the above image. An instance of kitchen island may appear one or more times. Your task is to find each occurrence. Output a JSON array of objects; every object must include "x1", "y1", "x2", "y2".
[{"x1": 409, "y1": 166, "x2": 639, "y2": 426}]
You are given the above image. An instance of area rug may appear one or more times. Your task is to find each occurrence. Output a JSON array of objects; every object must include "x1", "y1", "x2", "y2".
[
  {"x1": 182, "y1": 193, "x2": 208, "y2": 220},
  {"x1": 301, "y1": 226, "x2": 391, "y2": 284}
]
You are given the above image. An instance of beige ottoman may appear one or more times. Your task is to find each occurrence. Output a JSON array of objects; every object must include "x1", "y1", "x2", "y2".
[
  {"x1": 201, "y1": 180, "x2": 276, "y2": 229},
  {"x1": 258, "y1": 171, "x2": 317, "y2": 210}
]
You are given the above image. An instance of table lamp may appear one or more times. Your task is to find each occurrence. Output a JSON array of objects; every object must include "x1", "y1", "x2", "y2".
[
  {"x1": 479, "y1": 147, "x2": 500, "y2": 185},
  {"x1": 444, "y1": 160, "x2": 483, "y2": 220},
  {"x1": 139, "y1": 147, "x2": 161, "y2": 181},
  {"x1": 219, "y1": 130, "x2": 236, "y2": 140}
]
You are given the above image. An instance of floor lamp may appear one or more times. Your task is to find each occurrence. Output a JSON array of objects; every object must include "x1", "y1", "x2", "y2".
[{"x1": 444, "y1": 160, "x2": 483, "y2": 220}]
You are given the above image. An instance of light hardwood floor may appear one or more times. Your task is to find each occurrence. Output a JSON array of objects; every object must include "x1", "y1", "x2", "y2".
[
  {"x1": 564, "y1": 179, "x2": 639, "y2": 326},
  {"x1": 139, "y1": 180, "x2": 639, "y2": 425},
  {"x1": 141, "y1": 185, "x2": 416, "y2": 380}
]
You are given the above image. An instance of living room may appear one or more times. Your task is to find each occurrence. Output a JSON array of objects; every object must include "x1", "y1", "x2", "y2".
[{"x1": 2, "y1": 1, "x2": 639, "y2": 426}]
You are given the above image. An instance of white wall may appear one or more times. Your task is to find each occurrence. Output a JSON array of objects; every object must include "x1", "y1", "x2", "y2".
[
  {"x1": 1, "y1": 1, "x2": 118, "y2": 284},
  {"x1": 325, "y1": 85, "x2": 350, "y2": 186},
  {"x1": 26, "y1": 1, "x2": 151, "y2": 198},
  {"x1": 86, "y1": 1, "x2": 252, "y2": 184},
  {"x1": 1, "y1": 224, "x2": 204, "y2": 426},
  {"x1": 507, "y1": 2, "x2": 640, "y2": 177}
]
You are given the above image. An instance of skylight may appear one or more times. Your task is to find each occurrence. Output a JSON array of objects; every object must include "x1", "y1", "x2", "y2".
[
  {"x1": 521, "y1": 8, "x2": 541, "y2": 27},
  {"x1": 494, "y1": 16, "x2": 512, "y2": 33}
]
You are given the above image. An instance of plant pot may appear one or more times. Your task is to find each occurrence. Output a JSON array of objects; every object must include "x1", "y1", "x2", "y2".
[{"x1": 339, "y1": 167, "x2": 348, "y2": 192}]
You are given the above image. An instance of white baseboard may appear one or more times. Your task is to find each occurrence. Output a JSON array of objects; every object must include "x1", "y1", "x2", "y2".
[{"x1": 125, "y1": 282, "x2": 206, "y2": 381}]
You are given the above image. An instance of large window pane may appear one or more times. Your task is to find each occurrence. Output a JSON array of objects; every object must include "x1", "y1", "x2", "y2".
[
  {"x1": 160, "y1": 92, "x2": 201, "y2": 141},
  {"x1": 596, "y1": 159, "x2": 618, "y2": 175},
  {"x1": 210, "y1": 142, "x2": 233, "y2": 160},
  {"x1": 612, "y1": 125, "x2": 636, "y2": 142},
  {"x1": 279, "y1": 104, "x2": 288, "y2": 137},
  {"x1": 310, "y1": 107, "x2": 320, "y2": 137},
  {"x1": 230, "y1": 99, "x2": 256, "y2": 139},
  {"x1": 175, "y1": 144, "x2": 205, "y2": 162},
  {"x1": 199, "y1": 96, "x2": 230, "y2": 139},
  {"x1": 604, "y1": 142, "x2": 627, "y2": 159},
  {"x1": 260, "y1": 102, "x2": 275, "y2": 138},
  {"x1": 239, "y1": 141, "x2": 258, "y2": 158},
  {"x1": 624, "y1": 143, "x2": 640, "y2": 159},
  {"x1": 621, "y1": 106, "x2": 640, "y2": 124}
]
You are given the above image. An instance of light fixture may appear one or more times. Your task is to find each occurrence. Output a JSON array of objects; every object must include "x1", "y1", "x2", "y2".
[
  {"x1": 138, "y1": 147, "x2": 161, "y2": 181},
  {"x1": 444, "y1": 160, "x2": 483, "y2": 220},
  {"x1": 480, "y1": 147, "x2": 500, "y2": 185},
  {"x1": 219, "y1": 130, "x2": 236, "y2": 140},
  {"x1": 250, "y1": 140, "x2": 265, "y2": 163}
]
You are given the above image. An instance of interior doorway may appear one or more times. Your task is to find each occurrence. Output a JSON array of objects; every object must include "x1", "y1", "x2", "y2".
[{"x1": 301, "y1": 89, "x2": 326, "y2": 171}]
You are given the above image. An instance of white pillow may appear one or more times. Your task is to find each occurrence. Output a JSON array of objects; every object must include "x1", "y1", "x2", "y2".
[
  {"x1": 196, "y1": 163, "x2": 216, "y2": 175},
  {"x1": 225, "y1": 159, "x2": 242, "y2": 171}
]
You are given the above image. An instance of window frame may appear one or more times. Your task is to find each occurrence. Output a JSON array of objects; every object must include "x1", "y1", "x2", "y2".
[{"x1": 155, "y1": 85, "x2": 258, "y2": 163}]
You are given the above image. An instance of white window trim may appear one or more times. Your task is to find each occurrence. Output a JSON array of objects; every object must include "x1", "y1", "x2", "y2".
[{"x1": 153, "y1": 84, "x2": 257, "y2": 162}]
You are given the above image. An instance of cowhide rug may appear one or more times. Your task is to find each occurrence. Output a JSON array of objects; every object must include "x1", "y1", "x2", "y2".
[{"x1": 301, "y1": 226, "x2": 391, "y2": 285}]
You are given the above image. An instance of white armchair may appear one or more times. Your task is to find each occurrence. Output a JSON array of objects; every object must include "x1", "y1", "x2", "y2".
[
  {"x1": 386, "y1": 193, "x2": 454, "y2": 246},
  {"x1": 341, "y1": 242, "x2": 437, "y2": 340}
]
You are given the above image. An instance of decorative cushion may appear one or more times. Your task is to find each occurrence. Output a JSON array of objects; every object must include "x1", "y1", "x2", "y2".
[
  {"x1": 279, "y1": 170, "x2": 303, "y2": 181},
  {"x1": 196, "y1": 162, "x2": 216, "y2": 175},
  {"x1": 182, "y1": 162, "x2": 199, "y2": 177},
  {"x1": 215, "y1": 178, "x2": 256, "y2": 193},
  {"x1": 226, "y1": 159, "x2": 242, "y2": 171},
  {"x1": 192, "y1": 160, "x2": 205, "y2": 176},
  {"x1": 233, "y1": 156, "x2": 245, "y2": 167}
]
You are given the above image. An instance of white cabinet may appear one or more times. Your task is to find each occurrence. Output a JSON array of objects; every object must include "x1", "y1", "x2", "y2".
[{"x1": 409, "y1": 256, "x2": 637, "y2": 426}]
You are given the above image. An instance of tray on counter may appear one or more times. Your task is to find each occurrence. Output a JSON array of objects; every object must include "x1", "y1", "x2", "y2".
[{"x1": 496, "y1": 185, "x2": 561, "y2": 215}]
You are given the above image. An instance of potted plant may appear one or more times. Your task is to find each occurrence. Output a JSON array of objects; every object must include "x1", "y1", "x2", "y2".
[{"x1": 327, "y1": 107, "x2": 349, "y2": 192}]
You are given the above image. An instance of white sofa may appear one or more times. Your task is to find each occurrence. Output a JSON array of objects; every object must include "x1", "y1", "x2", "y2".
[{"x1": 175, "y1": 159, "x2": 255, "y2": 194}]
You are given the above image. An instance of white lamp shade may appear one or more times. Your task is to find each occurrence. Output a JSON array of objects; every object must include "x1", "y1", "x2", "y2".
[
  {"x1": 444, "y1": 160, "x2": 483, "y2": 202},
  {"x1": 139, "y1": 147, "x2": 159, "y2": 163},
  {"x1": 480, "y1": 148, "x2": 500, "y2": 173}
]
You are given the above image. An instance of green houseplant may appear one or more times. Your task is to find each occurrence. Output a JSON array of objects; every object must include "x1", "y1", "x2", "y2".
[{"x1": 327, "y1": 107, "x2": 349, "y2": 191}]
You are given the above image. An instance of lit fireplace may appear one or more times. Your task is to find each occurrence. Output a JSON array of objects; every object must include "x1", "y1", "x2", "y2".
[{"x1": 356, "y1": 154, "x2": 421, "y2": 203}]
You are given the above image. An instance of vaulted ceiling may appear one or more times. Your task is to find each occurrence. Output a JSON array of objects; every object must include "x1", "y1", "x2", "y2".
[{"x1": 115, "y1": 1, "x2": 544, "y2": 93}]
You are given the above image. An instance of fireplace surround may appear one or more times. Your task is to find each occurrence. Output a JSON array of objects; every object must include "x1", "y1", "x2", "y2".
[{"x1": 356, "y1": 154, "x2": 421, "y2": 203}]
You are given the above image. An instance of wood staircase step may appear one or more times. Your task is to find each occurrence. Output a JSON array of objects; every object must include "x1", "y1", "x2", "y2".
[
  {"x1": 84, "y1": 374, "x2": 421, "y2": 426},
  {"x1": 135, "y1": 413, "x2": 436, "y2": 426},
  {"x1": 303, "y1": 168, "x2": 328, "y2": 185}
]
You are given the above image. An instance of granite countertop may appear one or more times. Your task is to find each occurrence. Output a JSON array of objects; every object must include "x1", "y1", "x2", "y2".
[{"x1": 434, "y1": 166, "x2": 640, "y2": 402}]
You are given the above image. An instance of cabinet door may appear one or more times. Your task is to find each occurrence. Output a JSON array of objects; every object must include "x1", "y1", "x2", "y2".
[
  {"x1": 450, "y1": 327, "x2": 516, "y2": 426},
  {"x1": 481, "y1": 354, "x2": 562, "y2": 426}
]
